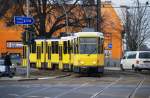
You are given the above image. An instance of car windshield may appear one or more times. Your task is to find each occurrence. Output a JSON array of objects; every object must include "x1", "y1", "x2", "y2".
[{"x1": 139, "y1": 52, "x2": 150, "y2": 59}]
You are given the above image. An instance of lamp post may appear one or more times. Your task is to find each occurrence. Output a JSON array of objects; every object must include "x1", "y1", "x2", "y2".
[{"x1": 26, "y1": 0, "x2": 30, "y2": 78}]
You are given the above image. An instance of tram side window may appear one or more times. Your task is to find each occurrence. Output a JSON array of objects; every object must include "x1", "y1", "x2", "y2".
[
  {"x1": 74, "y1": 39, "x2": 77, "y2": 54},
  {"x1": 59, "y1": 46, "x2": 62, "y2": 60},
  {"x1": 68, "y1": 41, "x2": 71, "y2": 54},
  {"x1": 98, "y1": 38, "x2": 104, "y2": 54},
  {"x1": 41, "y1": 42, "x2": 44, "y2": 53},
  {"x1": 37, "y1": 46, "x2": 41, "y2": 59},
  {"x1": 23, "y1": 46, "x2": 27, "y2": 59},
  {"x1": 63, "y1": 41, "x2": 67, "y2": 54},
  {"x1": 98, "y1": 38, "x2": 101, "y2": 53},
  {"x1": 30, "y1": 43, "x2": 36, "y2": 53},
  {"x1": 45, "y1": 42, "x2": 48, "y2": 53},
  {"x1": 52, "y1": 41, "x2": 59, "y2": 54},
  {"x1": 48, "y1": 46, "x2": 51, "y2": 60}
]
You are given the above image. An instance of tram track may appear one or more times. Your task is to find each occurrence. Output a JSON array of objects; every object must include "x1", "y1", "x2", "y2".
[{"x1": 89, "y1": 71, "x2": 146, "y2": 98}]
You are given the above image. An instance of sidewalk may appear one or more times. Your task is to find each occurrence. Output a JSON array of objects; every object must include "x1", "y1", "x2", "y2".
[
  {"x1": 104, "y1": 66, "x2": 121, "y2": 71},
  {"x1": 0, "y1": 66, "x2": 71, "y2": 81}
]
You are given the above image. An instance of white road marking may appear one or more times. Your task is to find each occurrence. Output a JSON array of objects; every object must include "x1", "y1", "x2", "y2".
[
  {"x1": 129, "y1": 77, "x2": 145, "y2": 98},
  {"x1": 44, "y1": 97, "x2": 51, "y2": 98},
  {"x1": 28, "y1": 96, "x2": 39, "y2": 98},
  {"x1": 90, "y1": 77, "x2": 123, "y2": 98},
  {"x1": 8, "y1": 93, "x2": 19, "y2": 96},
  {"x1": 54, "y1": 83, "x2": 89, "y2": 98}
]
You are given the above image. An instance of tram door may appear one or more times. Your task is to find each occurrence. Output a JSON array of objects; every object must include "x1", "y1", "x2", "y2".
[
  {"x1": 47, "y1": 40, "x2": 52, "y2": 69},
  {"x1": 22, "y1": 45, "x2": 27, "y2": 67},
  {"x1": 36, "y1": 45, "x2": 41, "y2": 68}
]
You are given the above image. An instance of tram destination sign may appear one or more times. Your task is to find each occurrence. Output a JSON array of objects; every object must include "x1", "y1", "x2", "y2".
[{"x1": 14, "y1": 16, "x2": 34, "y2": 25}]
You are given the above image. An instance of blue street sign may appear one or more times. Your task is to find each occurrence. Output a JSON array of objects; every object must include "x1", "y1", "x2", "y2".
[
  {"x1": 14, "y1": 16, "x2": 34, "y2": 25},
  {"x1": 108, "y1": 43, "x2": 112, "y2": 48}
]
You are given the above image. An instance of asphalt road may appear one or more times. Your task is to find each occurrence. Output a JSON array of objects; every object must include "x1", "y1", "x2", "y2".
[{"x1": 0, "y1": 70, "x2": 150, "y2": 98}]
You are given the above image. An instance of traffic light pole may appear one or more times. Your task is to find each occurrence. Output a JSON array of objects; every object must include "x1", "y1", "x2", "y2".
[{"x1": 26, "y1": 0, "x2": 30, "y2": 78}]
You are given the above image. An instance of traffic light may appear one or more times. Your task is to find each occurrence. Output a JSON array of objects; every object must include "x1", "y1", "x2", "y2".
[
  {"x1": 22, "y1": 26, "x2": 36, "y2": 45},
  {"x1": 21, "y1": 31, "x2": 28, "y2": 45}
]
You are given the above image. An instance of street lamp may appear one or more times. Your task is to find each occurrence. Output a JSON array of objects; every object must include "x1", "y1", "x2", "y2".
[{"x1": 57, "y1": 0, "x2": 69, "y2": 33}]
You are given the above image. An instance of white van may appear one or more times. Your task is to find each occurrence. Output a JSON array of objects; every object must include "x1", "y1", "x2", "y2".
[{"x1": 120, "y1": 51, "x2": 150, "y2": 71}]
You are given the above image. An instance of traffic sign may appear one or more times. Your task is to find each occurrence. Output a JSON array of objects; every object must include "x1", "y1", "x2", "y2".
[
  {"x1": 108, "y1": 43, "x2": 112, "y2": 48},
  {"x1": 14, "y1": 16, "x2": 34, "y2": 25}
]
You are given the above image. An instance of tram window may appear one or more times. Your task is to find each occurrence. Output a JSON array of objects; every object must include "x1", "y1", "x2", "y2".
[
  {"x1": 31, "y1": 43, "x2": 36, "y2": 53},
  {"x1": 98, "y1": 38, "x2": 101, "y2": 53},
  {"x1": 63, "y1": 41, "x2": 68, "y2": 54},
  {"x1": 74, "y1": 39, "x2": 77, "y2": 54},
  {"x1": 52, "y1": 41, "x2": 59, "y2": 54},
  {"x1": 45, "y1": 42, "x2": 48, "y2": 53},
  {"x1": 41, "y1": 42, "x2": 44, "y2": 53},
  {"x1": 59, "y1": 46, "x2": 62, "y2": 60},
  {"x1": 48, "y1": 46, "x2": 51, "y2": 60},
  {"x1": 80, "y1": 38, "x2": 97, "y2": 43},
  {"x1": 68, "y1": 41, "x2": 71, "y2": 54},
  {"x1": 23, "y1": 46, "x2": 27, "y2": 59},
  {"x1": 71, "y1": 40, "x2": 73, "y2": 53},
  {"x1": 37, "y1": 46, "x2": 41, "y2": 59}
]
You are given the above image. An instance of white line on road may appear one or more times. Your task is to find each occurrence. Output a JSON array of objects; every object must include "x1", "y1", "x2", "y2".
[
  {"x1": 54, "y1": 83, "x2": 89, "y2": 98},
  {"x1": 129, "y1": 77, "x2": 145, "y2": 98},
  {"x1": 44, "y1": 97, "x2": 51, "y2": 98},
  {"x1": 8, "y1": 93, "x2": 19, "y2": 97},
  {"x1": 90, "y1": 77, "x2": 123, "y2": 98},
  {"x1": 28, "y1": 95, "x2": 39, "y2": 98}
]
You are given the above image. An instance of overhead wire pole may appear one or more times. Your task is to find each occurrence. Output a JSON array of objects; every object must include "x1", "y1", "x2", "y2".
[
  {"x1": 96, "y1": 0, "x2": 101, "y2": 32},
  {"x1": 26, "y1": 0, "x2": 30, "y2": 78}
]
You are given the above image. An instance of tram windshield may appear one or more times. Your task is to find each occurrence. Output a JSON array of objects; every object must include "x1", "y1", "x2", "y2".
[{"x1": 79, "y1": 37, "x2": 98, "y2": 54}]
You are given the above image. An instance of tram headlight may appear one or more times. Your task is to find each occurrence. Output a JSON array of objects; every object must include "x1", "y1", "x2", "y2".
[
  {"x1": 93, "y1": 61, "x2": 96, "y2": 64},
  {"x1": 79, "y1": 60, "x2": 84, "y2": 64}
]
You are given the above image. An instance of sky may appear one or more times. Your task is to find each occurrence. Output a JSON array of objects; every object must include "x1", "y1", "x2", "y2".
[{"x1": 108, "y1": 0, "x2": 150, "y2": 48}]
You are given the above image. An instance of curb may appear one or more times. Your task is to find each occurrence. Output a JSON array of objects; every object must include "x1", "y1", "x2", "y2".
[{"x1": 17, "y1": 78, "x2": 38, "y2": 81}]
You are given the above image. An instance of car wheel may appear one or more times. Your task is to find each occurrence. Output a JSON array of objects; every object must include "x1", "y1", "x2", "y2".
[{"x1": 120, "y1": 64, "x2": 125, "y2": 71}]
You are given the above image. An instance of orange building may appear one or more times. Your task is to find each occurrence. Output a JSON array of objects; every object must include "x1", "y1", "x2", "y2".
[{"x1": 0, "y1": 20, "x2": 23, "y2": 57}]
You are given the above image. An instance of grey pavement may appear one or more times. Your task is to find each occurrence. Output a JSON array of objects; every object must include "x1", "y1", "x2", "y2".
[{"x1": 0, "y1": 70, "x2": 149, "y2": 98}]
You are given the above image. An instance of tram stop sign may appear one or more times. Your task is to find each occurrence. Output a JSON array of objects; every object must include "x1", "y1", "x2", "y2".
[{"x1": 108, "y1": 43, "x2": 112, "y2": 49}]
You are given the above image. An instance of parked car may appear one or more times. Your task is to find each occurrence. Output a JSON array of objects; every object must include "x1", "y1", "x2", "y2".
[
  {"x1": 0, "y1": 59, "x2": 16, "y2": 77},
  {"x1": 120, "y1": 51, "x2": 150, "y2": 71}
]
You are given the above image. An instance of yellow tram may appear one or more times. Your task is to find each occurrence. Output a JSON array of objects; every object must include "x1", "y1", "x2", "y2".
[
  {"x1": 73, "y1": 32, "x2": 104, "y2": 73},
  {"x1": 22, "y1": 32, "x2": 104, "y2": 74}
]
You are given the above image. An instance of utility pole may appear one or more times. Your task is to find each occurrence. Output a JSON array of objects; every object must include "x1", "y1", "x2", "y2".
[
  {"x1": 26, "y1": 0, "x2": 30, "y2": 78},
  {"x1": 96, "y1": 0, "x2": 101, "y2": 32}
]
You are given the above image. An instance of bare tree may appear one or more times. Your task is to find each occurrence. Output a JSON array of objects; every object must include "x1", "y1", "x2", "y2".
[
  {"x1": 121, "y1": 0, "x2": 150, "y2": 51},
  {"x1": 0, "y1": 0, "x2": 85, "y2": 38}
]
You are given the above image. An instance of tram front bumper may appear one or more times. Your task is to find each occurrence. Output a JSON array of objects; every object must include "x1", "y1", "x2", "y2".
[{"x1": 73, "y1": 66, "x2": 104, "y2": 73}]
